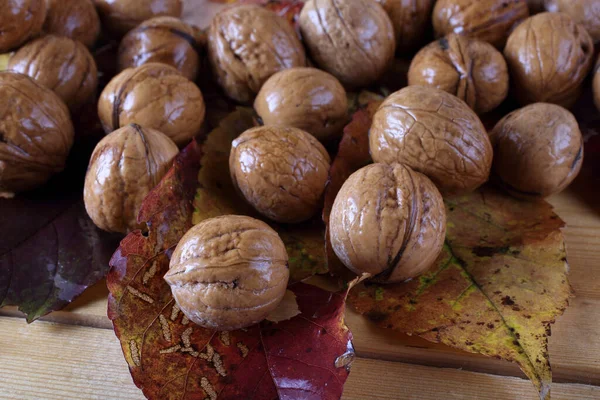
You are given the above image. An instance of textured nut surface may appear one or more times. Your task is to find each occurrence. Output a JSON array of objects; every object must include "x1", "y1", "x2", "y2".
[
  {"x1": 330, "y1": 163, "x2": 446, "y2": 283},
  {"x1": 44, "y1": 0, "x2": 100, "y2": 48},
  {"x1": 377, "y1": 0, "x2": 435, "y2": 52},
  {"x1": 254, "y1": 67, "x2": 348, "y2": 142},
  {"x1": 164, "y1": 215, "x2": 290, "y2": 331},
  {"x1": 545, "y1": 0, "x2": 600, "y2": 43},
  {"x1": 433, "y1": 0, "x2": 529, "y2": 48},
  {"x1": 9, "y1": 35, "x2": 98, "y2": 112},
  {"x1": 504, "y1": 12, "x2": 594, "y2": 107},
  {"x1": 93, "y1": 0, "x2": 182, "y2": 37},
  {"x1": 369, "y1": 86, "x2": 493, "y2": 194},
  {"x1": 0, "y1": 0, "x2": 46, "y2": 52},
  {"x1": 491, "y1": 103, "x2": 583, "y2": 199},
  {"x1": 299, "y1": 0, "x2": 395, "y2": 88},
  {"x1": 118, "y1": 16, "x2": 200, "y2": 81},
  {"x1": 84, "y1": 124, "x2": 178, "y2": 233},
  {"x1": 408, "y1": 34, "x2": 509, "y2": 114},
  {"x1": 0, "y1": 72, "x2": 74, "y2": 194},
  {"x1": 98, "y1": 63, "x2": 205, "y2": 146},
  {"x1": 208, "y1": 5, "x2": 307, "y2": 103},
  {"x1": 230, "y1": 126, "x2": 331, "y2": 223}
]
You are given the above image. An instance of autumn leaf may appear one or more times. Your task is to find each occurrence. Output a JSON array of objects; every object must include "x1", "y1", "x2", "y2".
[{"x1": 348, "y1": 186, "x2": 571, "y2": 399}]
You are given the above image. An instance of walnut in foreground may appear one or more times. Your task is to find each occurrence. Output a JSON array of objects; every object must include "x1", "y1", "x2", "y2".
[
  {"x1": 164, "y1": 215, "x2": 289, "y2": 331},
  {"x1": 0, "y1": 0, "x2": 46, "y2": 52},
  {"x1": 44, "y1": 0, "x2": 101, "y2": 48},
  {"x1": 94, "y1": 0, "x2": 182, "y2": 37},
  {"x1": 84, "y1": 124, "x2": 179, "y2": 233},
  {"x1": 330, "y1": 163, "x2": 446, "y2": 283}
]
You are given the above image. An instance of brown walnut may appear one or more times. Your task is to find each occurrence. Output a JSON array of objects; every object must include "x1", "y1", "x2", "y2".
[
  {"x1": 229, "y1": 126, "x2": 331, "y2": 223},
  {"x1": 118, "y1": 16, "x2": 200, "y2": 81},
  {"x1": 299, "y1": 0, "x2": 396, "y2": 88},
  {"x1": 377, "y1": 0, "x2": 435, "y2": 52},
  {"x1": 98, "y1": 63, "x2": 205, "y2": 147},
  {"x1": 433, "y1": 0, "x2": 529, "y2": 48},
  {"x1": 369, "y1": 86, "x2": 493, "y2": 194},
  {"x1": 8, "y1": 35, "x2": 98, "y2": 113},
  {"x1": 330, "y1": 163, "x2": 446, "y2": 283},
  {"x1": 0, "y1": 0, "x2": 46, "y2": 52},
  {"x1": 83, "y1": 124, "x2": 178, "y2": 233},
  {"x1": 490, "y1": 103, "x2": 583, "y2": 199},
  {"x1": 504, "y1": 12, "x2": 594, "y2": 108},
  {"x1": 408, "y1": 34, "x2": 509, "y2": 114},
  {"x1": 164, "y1": 215, "x2": 289, "y2": 331},
  {"x1": 0, "y1": 72, "x2": 74, "y2": 195},
  {"x1": 545, "y1": 0, "x2": 600, "y2": 43},
  {"x1": 208, "y1": 5, "x2": 307, "y2": 104},
  {"x1": 44, "y1": 0, "x2": 101, "y2": 48},
  {"x1": 93, "y1": 0, "x2": 182, "y2": 37},
  {"x1": 254, "y1": 68, "x2": 348, "y2": 142}
]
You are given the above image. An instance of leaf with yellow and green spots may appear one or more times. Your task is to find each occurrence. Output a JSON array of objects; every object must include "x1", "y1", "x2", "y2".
[{"x1": 348, "y1": 186, "x2": 571, "y2": 400}]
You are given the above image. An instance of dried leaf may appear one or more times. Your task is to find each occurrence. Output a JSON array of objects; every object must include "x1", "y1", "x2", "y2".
[
  {"x1": 348, "y1": 186, "x2": 571, "y2": 399},
  {"x1": 0, "y1": 53, "x2": 10, "y2": 71}
]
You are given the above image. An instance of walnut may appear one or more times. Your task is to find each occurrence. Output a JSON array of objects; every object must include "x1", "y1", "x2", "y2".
[
  {"x1": 299, "y1": 0, "x2": 396, "y2": 88},
  {"x1": 490, "y1": 103, "x2": 583, "y2": 199},
  {"x1": 93, "y1": 0, "x2": 182, "y2": 37},
  {"x1": 8, "y1": 35, "x2": 98, "y2": 113},
  {"x1": 164, "y1": 215, "x2": 289, "y2": 331},
  {"x1": 83, "y1": 124, "x2": 179, "y2": 233},
  {"x1": 377, "y1": 0, "x2": 435, "y2": 52},
  {"x1": 408, "y1": 34, "x2": 509, "y2": 114},
  {"x1": 0, "y1": 72, "x2": 74, "y2": 195},
  {"x1": 229, "y1": 126, "x2": 331, "y2": 223},
  {"x1": 369, "y1": 86, "x2": 493, "y2": 194},
  {"x1": 98, "y1": 63, "x2": 205, "y2": 147},
  {"x1": 545, "y1": 0, "x2": 600, "y2": 43},
  {"x1": 44, "y1": 0, "x2": 101, "y2": 48},
  {"x1": 0, "y1": 0, "x2": 46, "y2": 52},
  {"x1": 207, "y1": 5, "x2": 307, "y2": 104},
  {"x1": 330, "y1": 163, "x2": 446, "y2": 283},
  {"x1": 504, "y1": 12, "x2": 594, "y2": 107},
  {"x1": 118, "y1": 16, "x2": 200, "y2": 82},
  {"x1": 254, "y1": 67, "x2": 348, "y2": 142},
  {"x1": 433, "y1": 0, "x2": 529, "y2": 48}
]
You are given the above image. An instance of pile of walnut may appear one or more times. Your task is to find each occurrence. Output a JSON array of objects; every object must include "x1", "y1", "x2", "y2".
[{"x1": 0, "y1": 0, "x2": 593, "y2": 330}]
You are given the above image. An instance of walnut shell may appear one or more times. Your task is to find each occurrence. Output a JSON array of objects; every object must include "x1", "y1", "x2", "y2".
[
  {"x1": 330, "y1": 163, "x2": 446, "y2": 283},
  {"x1": 164, "y1": 215, "x2": 290, "y2": 331},
  {"x1": 504, "y1": 12, "x2": 594, "y2": 108},
  {"x1": 254, "y1": 67, "x2": 348, "y2": 142},
  {"x1": 98, "y1": 63, "x2": 205, "y2": 147},
  {"x1": 490, "y1": 103, "x2": 583, "y2": 199},
  {"x1": 299, "y1": 0, "x2": 395, "y2": 88},
  {"x1": 0, "y1": 72, "x2": 74, "y2": 195},
  {"x1": 545, "y1": 0, "x2": 600, "y2": 43},
  {"x1": 118, "y1": 16, "x2": 200, "y2": 81},
  {"x1": 0, "y1": 0, "x2": 47, "y2": 52},
  {"x1": 230, "y1": 126, "x2": 331, "y2": 223},
  {"x1": 8, "y1": 35, "x2": 98, "y2": 113},
  {"x1": 433, "y1": 0, "x2": 529, "y2": 48},
  {"x1": 93, "y1": 0, "x2": 182, "y2": 37},
  {"x1": 44, "y1": 0, "x2": 100, "y2": 48},
  {"x1": 207, "y1": 5, "x2": 307, "y2": 104},
  {"x1": 83, "y1": 124, "x2": 178, "y2": 233},
  {"x1": 408, "y1": 34, "x2": 509, "y2": 114},
  {"x1": 369, "y1": 86, "x2": 493, "y2": 194},
  {"x1": 377, "y1": 0, "x2": 435, "y2": 52}
]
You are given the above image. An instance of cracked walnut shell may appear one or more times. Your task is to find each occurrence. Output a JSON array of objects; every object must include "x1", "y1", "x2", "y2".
[
  {"x1": 164, "y1": 215, "x2": 289, "y2": 331},
  {"x1": 44, "y1": 0, "x2": 101, "y2": 48},
  {"x1": 299, "y1": 0, "x2": 396, "y2": 88},
  {"x1": 98, "y1": 63, "x2": 205, "y2": 147},
  {"x1": 230, "y1": 126, "x2": 331, "y2": 224},
  {"x1": 408, "y1": 34, "x2": 509, "y2": 114},
  {"x1": 330, "y1": 163, "x2": 446, "y2": 283},
  {"x1": 0, "y1": 72, "x2": 74, "y2": 195},
  {"x1": 83, "y1": 124, "x2": 179, "y2": 233},
  {"x1": 0, "y1": 0, "x2": 46, "y2": 52},
  {"x1": 369, "y1": 86, "x2": 493, "y2": 194},
  {"x1": 93, "y1": 0, "x2": 182, "y2": 37},
  {"x1": 490, "y1": 103, "x2": 583, "y2": 199},
  {"x1": 377, "y1": 0, "x2": 435, "y2": 52},
  {"x1": 208, "y1": 5, "x2": 307, "y2": 103}
]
